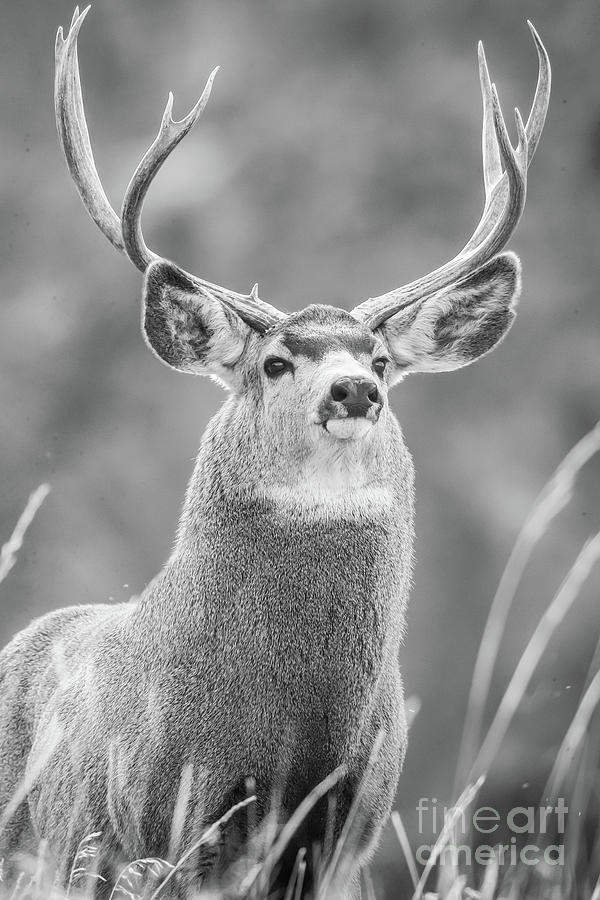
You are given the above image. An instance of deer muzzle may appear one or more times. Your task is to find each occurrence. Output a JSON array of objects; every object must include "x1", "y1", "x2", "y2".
[{"x1": 319, "y1": 376, "x2": 382, "y2": 440}]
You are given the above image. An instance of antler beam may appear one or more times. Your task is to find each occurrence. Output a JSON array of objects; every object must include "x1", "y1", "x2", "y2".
[
  {"x1": 352, "y1": 23, "x2": 551, "y2": 330},
  {"x1": 54, "y1": 6, "x2": 286, "y2": 333},
  {"x1": 461, "y1": 22, "x2": 550, "y2": 255}
]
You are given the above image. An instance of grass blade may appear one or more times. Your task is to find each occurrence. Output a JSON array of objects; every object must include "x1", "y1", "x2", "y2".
[
  {"x1": 454, "y1": 422, "x2": 600, "y2": 794},
  {"x1": 468, "y1": 532, "x2": 600, "y2": 783},
  {"x1": 390, "y1": 810, "x2": 419, "y2": 892},
  {"x1": 149, "y1": 795, "x2": 255, "y2": 898},
  {"x1": 412, "y1": 776, "x2": 485, "y2": 900},
  {"x1": 544, "y1": 668, "x2": 600, "y2": 803},
  {"x1": 0, "y1": 484, "x2": 50, "y2": 587}
]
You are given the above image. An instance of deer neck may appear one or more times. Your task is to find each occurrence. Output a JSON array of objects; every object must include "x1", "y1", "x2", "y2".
[{"x1": 142, "y1": 397, "x2": 414, "y2": 623}]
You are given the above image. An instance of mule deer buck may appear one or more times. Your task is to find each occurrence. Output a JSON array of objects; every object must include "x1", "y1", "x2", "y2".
[{"x1": 0, "y1": 8, "x2": 550, "y2": 898}]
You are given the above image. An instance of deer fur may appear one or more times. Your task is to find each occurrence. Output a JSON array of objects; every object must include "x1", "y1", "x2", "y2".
[{"x1": 0, "y1": 253, "x2": 521, "y2": 896}]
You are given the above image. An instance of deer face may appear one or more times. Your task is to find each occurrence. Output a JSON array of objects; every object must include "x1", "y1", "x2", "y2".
[
  {"x1": 256, "y1": 306, "x2": 388, "y2": 445},
  {"x1": 142, "y1": 255, "x2": 521, "y2": 454},
  {"x1": 142, "y1": 265, "x2": 393, "y2": 455}
]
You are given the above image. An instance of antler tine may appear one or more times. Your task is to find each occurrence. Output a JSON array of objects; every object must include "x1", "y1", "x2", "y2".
[
  {"x1": 55, "y1": 6, "x2": 125, "y2": 253},
  {"x1": 121, "y1": 77, "x2": 286, "y2": 331},
  {"x1": 56, "y1": 7, "x2": 92, "y2": 159},
  {"x1": 352, "y1": 26, "x2": 547, "y2": 329},
  {"x1": 525, "y1": 22, "x2": 551, "y2": 161},
  {"x1": 479, "y1": 42, "x2": 502, "y2": 198},
  {"x1": 352, "y1": 77, "x2": 528, "y2": 329},
  {"x1": 121, "y1": 75, "x2": 219, "y2": 272},
  {"x1": 191, "y1": 279, "x2": 287, "y2": 333},
  {"x1": 460, "y1": 22, "x2": 550, "y2": 254}
]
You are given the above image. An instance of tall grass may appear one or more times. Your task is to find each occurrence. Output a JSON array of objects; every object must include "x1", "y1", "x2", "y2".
[
  {"x1": 404, "y1": 421, "x2": 600, "y2": 900},
  {"x1": 1, "y1": 425, "x2": 600, "y2": 898},
  {"x1": 454, "y1": 422, "x2": 600, "y2": 793}
]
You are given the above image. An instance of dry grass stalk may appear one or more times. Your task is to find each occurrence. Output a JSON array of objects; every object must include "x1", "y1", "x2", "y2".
[{"x1": 0, "y1": 485, "x2": 50, "y2": 587}]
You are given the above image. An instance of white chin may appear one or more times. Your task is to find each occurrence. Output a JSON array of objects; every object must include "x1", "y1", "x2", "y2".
[{"x1": 324, "y1": 418, "x2": 373, "y2": 441}]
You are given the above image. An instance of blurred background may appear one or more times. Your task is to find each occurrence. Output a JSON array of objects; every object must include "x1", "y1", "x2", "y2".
[{"x1": 1, "y1": 0, "x2": 599, "y2": 894}]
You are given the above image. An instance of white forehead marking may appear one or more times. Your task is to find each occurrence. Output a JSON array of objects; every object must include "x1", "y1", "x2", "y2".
[
  {"x1": 320, "y1": 349, "x2": 373, "y2": 374},
  {"x1": 306, "y1": 349, "x2": 375, "y2": 401}
]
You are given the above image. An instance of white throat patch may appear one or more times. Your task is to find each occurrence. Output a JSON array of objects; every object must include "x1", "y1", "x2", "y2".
[{"x1": 257, "y1": 430, "x2": 392, "y2": 516}]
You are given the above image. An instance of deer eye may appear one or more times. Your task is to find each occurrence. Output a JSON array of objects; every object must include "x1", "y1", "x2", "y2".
[
  {"x1": 264, "y1": 357, "x2": 293, "y2": 378},
  {"x1": 372, "y1": 357, "x2": 390, "y2": 377}
]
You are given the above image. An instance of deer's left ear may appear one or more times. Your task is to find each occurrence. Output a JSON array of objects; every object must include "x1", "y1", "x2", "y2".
[{"x1": 378, "y1": 253, "x2": 521, "y2": 379}]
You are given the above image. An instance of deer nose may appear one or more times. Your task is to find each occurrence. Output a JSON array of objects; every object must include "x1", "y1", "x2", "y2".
[{"x1": 330, "y1": 376, "x2": 382, "y2": 416}]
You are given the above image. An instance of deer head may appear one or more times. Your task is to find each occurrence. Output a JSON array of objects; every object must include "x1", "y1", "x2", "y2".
[{"x1": 55, "y1": 8, "x2": 550, "y2": 472}]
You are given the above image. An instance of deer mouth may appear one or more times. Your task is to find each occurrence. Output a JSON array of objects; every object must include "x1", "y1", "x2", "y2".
[{"x1": 321, "y1": 417, "x2": 374, "y2": 441}]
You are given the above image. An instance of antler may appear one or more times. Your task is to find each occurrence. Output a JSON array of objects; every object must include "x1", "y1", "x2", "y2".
[
  {"x1": 55, "y1": 6, "x2": 286, "y2": 333},
  {"x1": 352, "y1": 23, "x2": 551, "y2": 330}
]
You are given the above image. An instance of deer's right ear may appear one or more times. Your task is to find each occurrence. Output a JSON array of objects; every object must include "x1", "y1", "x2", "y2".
[{"x1": 142, "y1": 261, "x2": 251, "y2": 384}]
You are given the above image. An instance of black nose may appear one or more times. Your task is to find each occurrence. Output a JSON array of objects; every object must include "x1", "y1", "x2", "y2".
[{"x1": 330, "y1": 376, "x2": 382, "y2": 416}]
